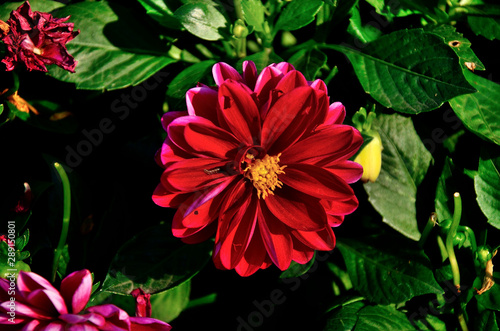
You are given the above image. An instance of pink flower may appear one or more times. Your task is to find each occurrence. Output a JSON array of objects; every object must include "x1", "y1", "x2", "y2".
[
  {"x1": 0, "y1": 270, "x2": 172, "y2": 330},
  {"x1": 0, "y1": 1, "x2": 79, "y2": 72},
  {"x1": 153, "y1": 61, "x2": 363, "y2": 276}
]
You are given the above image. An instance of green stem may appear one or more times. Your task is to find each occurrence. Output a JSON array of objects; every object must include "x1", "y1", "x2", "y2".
[
  {"x1": 457, "y1": 225, "x2": 478, "y2": 263},
  {"x1": 233, "y1": 0, "x2": 244, "y2": 21},
  {"x1": 51, "y1": 162, "x2": 71, "y2": 283},
  {"x1": 445, "y1": 192, "x2": 462, "y2": 291},
  {"x1": 418, "y1": 212, "x2": 437, "y2": 248}
]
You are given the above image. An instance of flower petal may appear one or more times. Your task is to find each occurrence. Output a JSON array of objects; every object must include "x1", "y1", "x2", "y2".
[
  {"x1": 291, "y1": 236, "x2": 315, "y2": 264},
  {"x1": 261, "y1": 86, "x2": 318, "y2": 153},
  {"x1": 274, "y1": 70, "x2": 308, "y2": 94},
  {"x1": 130, "y1": 317, "x2": 172, "y2": 331},
  {"x1": 152, "y1": 184, "x2": 189, "y2": 208},
  {"x1": 292, "y1": 226, "x2": 336, "y2": 251},
  {"x1": 254, "y1": 66, "x2": 284, "y2": 109},
  {"x1": 326, "y1": 160, "x2": 363, "y2": 184},
  {"x1": 322, "y1": 195, "x2": 359, "y2": 216},
  {"x1": 87, "y1": 304, "x2": 130, "y2": 331},
  {"x1": 243, "y1": 60, "x2": 257, "y2": 90},
  {"x1": 186, "y1": 87, "x2": 219, "y2": 124},
  {"x1": 264, "y1": 187, "x2": 327, "y2": 231},
  {"x1": 168, "y1": 116, "x2": 239, "y2": 159},
  {"x1": 213, "y1": 62, "x2": 243, "y2": 86},
  {"x1": 59, "y1": 269, "x2": 92, "y2": 314},
  {"x1": 321, "y1": 102, "x2": 345, "y2": 127},
  {"x1": 258, "y1": 203, "x2": 293, "y2": 270},
  {"x1": 280, "y1": 125, "x2": 363, "y2": 166},
  {"x1": 161, "y1": 111, "x2": 188, "y2": 132},
  {"x1": 218, "y1": 80, "x2": 261, "y2": 145},
  {"x1": 234, "y1": 225, "x2": 268, "y2": 276},
  {"x1": 161, "y1": 158, "x2": 229, "y2": 192},
  {"x1": 280, "y1": 163, "x2": 355, "y2": 200}
]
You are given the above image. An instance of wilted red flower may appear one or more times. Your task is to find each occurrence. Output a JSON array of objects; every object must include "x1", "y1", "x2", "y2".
[
  {"x1": 153, "y1": 61, "x2": 363, "y2": 276},
  {"x1": 0, "y1": 270, "x2": 172, "y2": 330},
  {"x1": 0, "y1": 1, "x2": 79, "y2": 72}
]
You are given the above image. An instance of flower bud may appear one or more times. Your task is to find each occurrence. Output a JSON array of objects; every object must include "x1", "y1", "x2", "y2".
[{"x1": 354, "y1": 131, "x2": 382, "y2": 183}]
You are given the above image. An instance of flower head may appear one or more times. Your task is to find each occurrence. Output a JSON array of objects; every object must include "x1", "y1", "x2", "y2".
[
  {"x1": 153, "y1": 61, "x2": 363, "y2": 276},
  {"x1": 0, "y1": 270, "x2": 172, "y2": 330},
  {"x1": 0, "y1": 1, "x2": 79, "y2": 72}
]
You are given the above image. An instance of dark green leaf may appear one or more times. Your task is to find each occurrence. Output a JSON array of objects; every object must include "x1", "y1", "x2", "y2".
[
  {"x1": 56, "y1": 244, "x2": 70, "y2": 279},
  {"x1": 435, "y1": 157, "x2": 456, "y2": 223},
  {"x1": 337, "y1": 237, "x2": 443, "y2": 304},
  {"x1": 475, "y1": 146, "x2": 500, "y2": 229},
  {"x1": 347, "y1": 4, "x2": 382, "y2": 44},
  {"x1": 476, "y1": 283, "x2": 500, "y2": 311},
  {"x1": 167, "y1": 60, "x2": 216, "y2": 99},
  {"x1": 273, "y1": 0, "x2": 323, "y2": 33},
  {"x1": 174, "y1": 3, "x2": 227, "y2": 41},
  {"x1": 287, "y1": 48, "x2": 327, "y2": 80},
  {"x1": 137, "y1": 0, "x2": 180, "y2": 29},
  {"x1": 15, "y1": 229, "x2": 29, "y2": 251},
  {"x1": 49, "y1": 2, "x2": 176, "y2": 90},
  {"x1": 242, "y1": 0, "x2": 266, "y2": 32},
  {"x1": 102, "y1": 224, "x2": 212, "y2": 295},
  {"x1": 328, "y1": 29, "x2": 476, "y2": 114},
  {"x1": 476, "y1": 310, "x2": 499, "y2": 330},
  {"x1": 151, "y1": 280, "x2": 191, "y2": 322},
  {"x1": 364, "y1": 113, "x2": 432, "y2": 240},
  {"x1": 427, "y1": 25, "x2": 485, "y2": 71},
  {"x1": 449, "y1": 70, "x2": 500, "y2": 145},
  {"x1": 324, "y1": 300, "x2": 418, "y2": 330},
  {"x1": 468, "y1": 5, "x2": 500, "y2": 40},
  {"x1": 280, "y1": 252, "x2": 316, "y2": 279}
]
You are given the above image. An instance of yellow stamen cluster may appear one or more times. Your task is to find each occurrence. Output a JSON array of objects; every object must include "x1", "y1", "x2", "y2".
[{"x1": 244, "y1": 153, "x2": 286, "y2": 199}]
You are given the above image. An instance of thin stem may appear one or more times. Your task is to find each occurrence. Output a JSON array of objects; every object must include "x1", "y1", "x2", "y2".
[
  {"x1": 51, "y1": 162, "x2": 71, "y2": 283},
  {"x1": 233, "y1": 0, "x2": 244, "y2": 21},
  {"x1": 418, "y1": 212, "x2": 437, "y2": 248},
  {"x1": 445, "y1": 192, "x2": 462, "y2": 291}
]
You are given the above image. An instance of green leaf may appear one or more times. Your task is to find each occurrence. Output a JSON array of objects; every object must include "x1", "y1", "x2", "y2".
[
  {"x1": 475, "y1": 146, "x2": 500, "y2": 229},
  {"x1": 427, "y1": 25, "x2": 485, "y2": 71},
  {"x1": 337, "y1": 237, "x2": 443, "y2": 305},
  {"x1": 102, "y1": 224, "x2": 212, "y2": 295},
  {"x1": 137, "y1": 0, "x2": 180, "y2": 29},
  {"x1": 324, "y1": 301, "x2": 418, "y2": 330},
  {"x1": 435, "y1": 157, "x2": 456, "y2": 223},
  {"x1": 449, "y1": 70, "x2": 500, "y2": 145},
  {"x1": 151, "y1": 280, "x2": 191, "y2": 322},
  {"x1": 476, "y1": 283, "x2": 500, "y2": 311},
  {"x1": 287, "y1": 48, "x2": 327, "y2": 80},
  {"x1": 327, "y1": 29, "x2": 476, "y2": 114},
  {"x1": 347, "y1": 4, "x2": 382, "y2": 44},
  {"x1": 242, "y1": 0, "x2": 265, "y2": 32},
  {"x1": 280, "y1": 252, "x2": 316, "y2": 279},
  {"x1": 476, "y1": 310, "x2": 499, "y2": 330},
  {"x1": 48, "y1": 2, "x2": 176, "y2": 90},
  {"x1": 273, "y1": 0, "x2": 323, "y2": 33},
  {"x1": 167, "y1": 60, "x2": 216, "y2": 99},
  {"x1": 174, "y1": 3, "x2": 227, "y2": 41},
  {"x1": 364, "y1": 113, "x2": 432, "y2": 241},
  {"x1": 468, "y1": 6, "x2": 500, "y2": 41}
]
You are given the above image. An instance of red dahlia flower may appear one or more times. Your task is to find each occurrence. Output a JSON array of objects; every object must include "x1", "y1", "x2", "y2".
[
  {"x1": 0, "y1": 1, "x2": 79, "y2": 72},
  {"x1": 153, "y1": 61, "x2": 363, "y2": 276},
  {"x1": 0, "y1": 270, "x2": 172, "y2": 330}
]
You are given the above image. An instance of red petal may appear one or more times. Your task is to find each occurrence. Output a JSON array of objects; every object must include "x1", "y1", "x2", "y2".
[
  {"x1": 321, "y1": 102, "x2": 345, "y2": 127},
  {"x1": 280, "y1": 163, "x2": 354, "y2": 200},
  {"x1": 310, "y1": 79, "x2": 327, "y2": 92},
  {"x1": 213, "y1": 62, "x2": 243, "y2": 85},
  {"x1": 152, "y1": 184, "x2": 189, "y2": 208},
  {"x1": 264, "y1": 187, "x2": 327, "y2": 231},
  {"x1": 59, "y1": 269, "x2": 92, "y2": 314},
  {"x1": 258, "y1": 203, "x2": 293, "y2": 270},
  {"x1": 272, "y1": 62, "x2": 295, "y2": 74},
  {"x1": 254, "y1": 66, "x2": 283, "y2": 109},
  {"x1": 321, "y1": 195, "x2": 359, "y2": 216},
  {"x1": 327, "y1": 214, "x2": 344, "y2": 227},
  {"x1": 326, "y1": 160, "x2": 363, "y2": 184},
  {"x1": 243, "y1": 60, "x2": 257, "y2": 90},
  {"x1": 161, "y1": 158, "x2": 229, "y2": 192},
  {"x1": 291, "y1": 237, "x2": 315, "y2": 264},
  {"x1": 218, "y1": 80, "x2": 261, "y2": 145},
  {"x1": 261, "y1": 86, "x2": 318, "y2": 153},
  {"x1": 274, "y1": 70, "x2": 308, "y2": 94},
  {"x1": 186, "y1": 87, "x2": 219, "y2": 125},
  {"x1": 292, "y1": 226, "x2": 336, "y2": 251},
  {"x1": 161, "y1": 111, "x2": 188, "y2": 132},
  {"x1": 234, "y1": 225, "x2": 268, "y2": 276},
  {"x1": 172, "y1": 211, "x2": 217, "y2": 244},
  {"x1": 168, "y1": 116, "x2": 239, "y2": 159},
  {"x1": 280, "y1": 125, "x2": 363, "y2": 166}
]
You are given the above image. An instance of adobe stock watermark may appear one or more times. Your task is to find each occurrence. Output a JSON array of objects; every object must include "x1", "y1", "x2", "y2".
[
  {"x1": 65, "y1": 71, "x2": 169, "y2": 169},
  {"x1": 236, "y1": 250, "x2": 333, "y2": 331}
]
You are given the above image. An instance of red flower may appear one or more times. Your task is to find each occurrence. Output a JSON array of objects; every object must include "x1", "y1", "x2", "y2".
[
  {"x1": 0, "y1": 270, "x2": 172, "y2": 330},
  {"x1": 153, "y1": 61, "x2": 363, "y2": 276},
  {"x1": 0, "y1": 1, "x2": 79, "y2": 72}
]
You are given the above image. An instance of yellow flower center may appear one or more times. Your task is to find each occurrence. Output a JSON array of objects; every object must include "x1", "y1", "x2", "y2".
[{"x1": 243, "y1": 153, "x2": 286, "y2": 199}]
